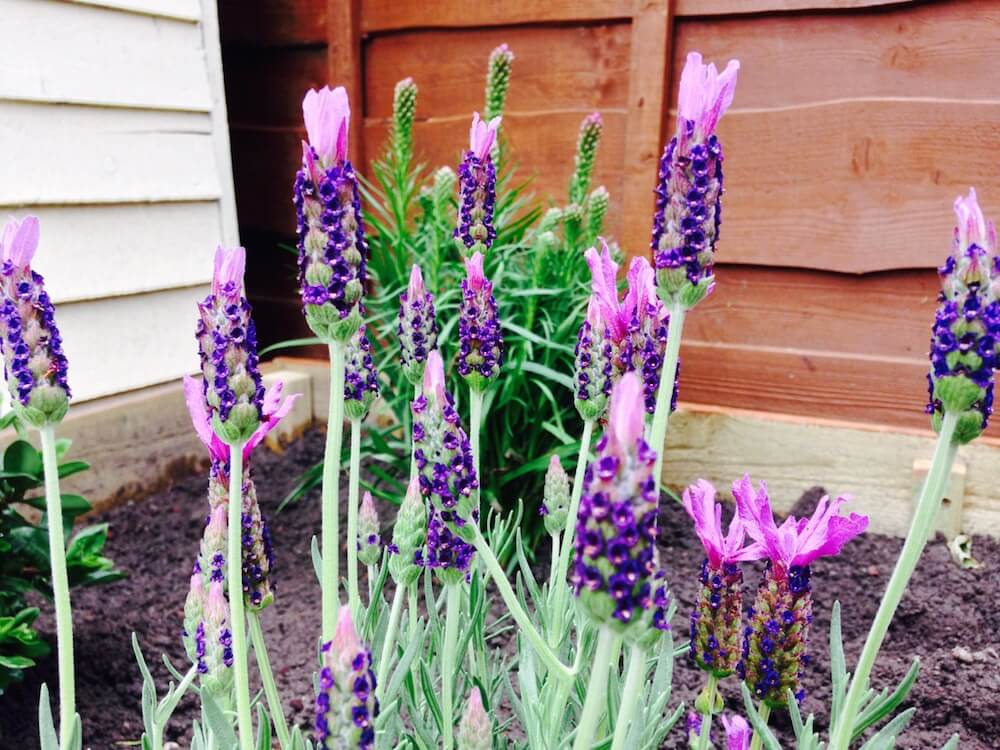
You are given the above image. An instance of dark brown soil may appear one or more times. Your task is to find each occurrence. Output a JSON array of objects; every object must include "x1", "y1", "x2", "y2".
[{"x1": 1, "y1": 430, "x2": 997, "y2": 749}]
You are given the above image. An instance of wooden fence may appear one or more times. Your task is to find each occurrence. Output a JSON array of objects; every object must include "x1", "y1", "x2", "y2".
[{"x1": 219, "y1": 0, "x2": 1000, "y2": 437}]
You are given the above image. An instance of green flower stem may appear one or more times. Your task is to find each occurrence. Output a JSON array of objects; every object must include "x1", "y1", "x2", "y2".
[
  {"x1": 322, "y1": 341, "x2": 346, "y2": 641},
  {"x1": 611, "y1": 644, "x2": 647, "y2": 750},
  {"x1": 649, "y1": 302, "x2": 685, "y2": 499},
  {"x1": 151, "y1": 664, "x2": 199, "y2": 750},
  {"x1": 441, "y1": 584, "x2": 462, "y2": 750},
  {"x1": 469, "y1": 388, "x2": 484, "y2": 517},
  {"x1": 227, "y1": 443, "x2": 254, "y2": 750},
  {"x1": 376, "y1": 583, "x2": 406, "y2": 700},
  {"x1": 829, "y1": 410, "x2": 959, "y2": 750},
  {"x1": 696, "y1": 674, "x2": 719, "y2": 750},
  {"x1": 407, "y1": 582, "x2": 419, "y2": 638},
  {"x1": 749, "y1": 703, "x2": 771, "y2": 750},
  {"x1": 472, "y1": 526, "x2": 576, "y2": 683},
  {"x1": 549, "y1": 534, "x2": 560, "y2": 585},
  {"x1": 410, "y1": 382, "x2": 420, "y2": 480},
  {"x1": 572, "y1": 626, "x2": 619, "y2": 750},
  {"x1": 39, "y1": 426, "x2": 75, "y2": 747},
  {"x1": 248, "y1": 610, "x2": 291, "y2": 750},
  {"x1": 347, "y1": 418, "x2": 362, "y2": 620}
]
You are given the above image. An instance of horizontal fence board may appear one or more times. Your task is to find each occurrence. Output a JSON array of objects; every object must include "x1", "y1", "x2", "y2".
[
  {"x1": 2, "y1": 0, "x2": 212, "y2": 111},
  {"x1": 67, "y1": 0, "x2": 200, "y2": 21},
  {"x1": 364, "y1": 22, "x2": 631, "y2": 118},
  {"x1": 359, "y1": 0, "x2": 633, "y2": 33},
  {"x1": 218, "y1": 0, "x2": 327, "y2": 46},
  {"x1": 224, "y1": 46, "x2": 328, "y2": 128},
  {"x1": 0, "y1": 104, "x2": 220, "y2": 205},
  {"x1": 673, "y1": 0, "x2": 912, "y2": 14},
  {"x1": 1, "y1": 203, "x2": 220, "y2": 303},
  {"x1": 716, "y1": 99, "x2": 1000, "y2": 274},
  {"x1": 58, "y1": 286, "x2": 207, "y2": 402},
  {"x1": 672, "y1": 0, "x2": 1000, "y2": 109}
]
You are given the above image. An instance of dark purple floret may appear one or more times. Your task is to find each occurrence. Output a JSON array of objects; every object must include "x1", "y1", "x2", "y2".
[
  {"x1": 458, "y1": 254, "x2": 504, "y2": 391},
  {"x1": 344, "y1": 324, "x2": 380, "y2": 420},
  {"x1": 454, "y1": 150, "x2": 497, "y2": 254},
  {"x1": 397, "y1": 268, "x2": 439, "y2": 386}
]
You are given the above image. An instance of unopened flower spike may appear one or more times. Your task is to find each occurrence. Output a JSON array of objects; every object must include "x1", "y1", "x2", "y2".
[
  {"x1": 574, "y1": 296, "x2": 614, "y2": 421},
  {"x1": 541, "y1": 454, "x2": 571, "y2": 536},
  {"x1": 315, "y1": 605, "x2": 378, "y2": 749},
  {"x1": 927, "y1": 188, "x2": 999, "y2": 443},
  {"x1": 722, "y1": 714, "x2": 751, "y2": 750},
  {"x1": 357, "y1": 491, "x2": 381, "y2": 566},
  {"x1": 734, "y1": 475, "x2": 867, "y2": 707},
  {"x1": 572, "y1": 373, "x2": 670, "y2": 642},
  {"x1": 455, "y1": 113, "x2": 501, "y2": 257},
  {"x1": 295, "y1": 86, "x2": 368, "y2": 343},
  {"x1": 586, "y1": 186, "x2": 610, "y2": 245},
  {"x1": 683, "y1": 479, "x2": 764, "y2": 679},
  {"x1": 388, "y1": 476, "x2": 427, "y2": 587},
  {"x1": 0, "y1": 215, "x2": 70, "y2": 426},
  {"x1": 344, "y1": 323, "x2": 380, "y2": 421},
  {"x1": 569, "y1": 112, "x2": 603, "y2": 206},
  {"x1": 485, "y1": 43, "x2": 514, "y2": 122},
  {"x1": 411, "y1": 350, "x2": 477, "y2": 584},
  {"x1": 391, "y1": 77, "x2": 417, "y2": 166},
  {"x1": 191, "y1": 559, "x2": 235, "y2": 704},
  {"x1": 652, "y1": 52, "x2": 739, "y2": 309},
  {"x1": 456, "y1": 686, "x2": 493, "y2": 750},
  {"x1": 196, "y1": 246, "x2": 265, "y2": 445},
  {"x1": 398, "y1": 264, "x2": 439, "y2": 386},
  {"x1": 459, "y1": 252, "x2": 504, "y2": 391}
]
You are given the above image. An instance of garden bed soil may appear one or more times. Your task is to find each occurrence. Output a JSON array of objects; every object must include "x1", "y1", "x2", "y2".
[{"x1": 1, "y1": 429, "x2": 997, "y2": 748}]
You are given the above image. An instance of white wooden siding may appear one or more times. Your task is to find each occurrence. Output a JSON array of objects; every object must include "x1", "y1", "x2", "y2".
[{"x1": 0, "y1": 0, "x2": 238, "y2": 403}]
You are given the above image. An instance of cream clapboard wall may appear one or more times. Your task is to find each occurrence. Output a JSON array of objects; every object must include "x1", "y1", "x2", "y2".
[{"x1": 0, "y1": 0, "x2": 238, "y2": 403}]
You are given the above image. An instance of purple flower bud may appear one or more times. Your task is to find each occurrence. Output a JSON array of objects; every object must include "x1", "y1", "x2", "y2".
[
  {"x1": 344, "y1": 324, "x2": 380, "y2": 421},
  {"x1": 397, "y1": 265, "x2": 439, "y2": 386},
  {"x1": 315, "y1": 606, "x2": 378, "y2": 749},
  {"x1": 722, "y1": 714, "x2": 751, "y2": 750},
  {"x1": 458, "y1": 252, "x2": 503, "y2": 391},
  {"x1": 454, "y1": 113, "x2": 500, "y2": 256},
  {"x1": 357, "y1": 491, "x2": 382, "y2": 567}
]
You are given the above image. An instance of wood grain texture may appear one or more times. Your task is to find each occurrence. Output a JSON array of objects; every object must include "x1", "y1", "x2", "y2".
[
  {"x1": 621, "y1": 0, "x2": 672, "y2": 255},
  {"x1": 359, "y1": 0, "x2": 634, "y2": 32},
  {"x1": 2, "y1": 0, "x2": 211, "y2": 112},
  {"x1": 218, "y1": 0, "x2": 327, "y2": 46},
  {"x1": 363, "y1": 23, "x2": 631, "y2": 118},
  {"x1": 673, "y1": 0, "x2": 913, "y2": 15},
  {"x1": 328, "y1": 0, "x2": 365, "y2": 167},
  {"x1": 716, "y1": 99, "x2": 1000, "y2": 273}
]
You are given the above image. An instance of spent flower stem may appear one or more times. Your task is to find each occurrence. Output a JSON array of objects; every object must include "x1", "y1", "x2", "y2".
[
  {"x1": 322, "y1": 341, "x2": 346, "y2": 640},
  {"x1": 347, "y1": 418, "x2": 362, "y2": 620},
  {"x1": 649, "y1": 303, "x2": 686, "y2": 497},
  {"x1": 226, "y1": 442, "x2": 254, "y2": 750},
  {"x1": 248, "y1": 610, "x2": 291, "y2": 750},
  {"x1": 611, "y1": 644, "x2": 648, "y2": 750},
  {"x1": 572, "y1": 626, "x2": 619, "y2": 750}
]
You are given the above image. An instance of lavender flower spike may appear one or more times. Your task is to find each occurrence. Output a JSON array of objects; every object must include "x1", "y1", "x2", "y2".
[
  {"x1": 734, "y1": 475, "x2": 867, "y2": 707},
  {"x1": 456, "y1": 687, "x2": 493, "y2": 750},
  {"x1": 573, "y1": 295, "x2": 613, "y2": 421},
  {"x1": 652, "y1": 52, "x2": 739, "y2": 309},
  {"x1": 315, "y1": 605, "x2": 378, "y2": 749},
  {"x1": 684, "y1": 479, "x2": 764, "y2": 678},
  {"x1": 412, "y1": 350, "x2": 477, "y2": 584},
  {"x1": 388, "y1": 476, "x2": 427, "y2": 587},
  {"x1": 722, "y1": 714, "x2": 751, "y2": 750},
  {"x1": 194, "y1": 559, "x2": 235, "y2": 702},
  {"x1": 295, "y1": 86, "x2": 368, "y2": 343},
  {"x1": 459, "y1": 252, "x2": 504, "y2": 391},
  {"x1": 927, "y1": 188, "x2": 999, "y2": 443},
  {"x1": 571, "y1": 372, "x2": 670, "y2": 641},
  {"x1": 398, "y1": 264, "x2": 438, "y2": 386},
  {"x1": 0, "y1": 216, "x2": 70, "y2": 426},
  {"x1": 357, "y1": 491, "x2": 382, "y2": 566},
  {"x1": 344, "y1": 324, "x2": 380, "y2": 421},
  {"x1": 541, "y1": 454, "x2": 571, "y2": 535},
  {"x1": 454, "y1": 113, "x2": 501, "y2": 257}
]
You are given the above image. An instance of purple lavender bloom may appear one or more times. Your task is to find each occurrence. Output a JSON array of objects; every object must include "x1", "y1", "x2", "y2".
[
  {"x1": 722, "y1": 714, "x2": 751, "y2": 750},
  {"x1": 397, "y1": 265, "x2": 438, "y2": 386},
  {"x1": 734, "y1": 475, "x2": 867, "y2": 707},
  {"x1": 683, "y1": 479, "x2": 764, "y2": 678},
  {"x1": 196, "y1": 246, "x2": 265, "y2": 445},
  {"x1": 458, "y1": 252, "x2": 503, "y2": 391},
  {"x1": 315, "y1": 606, "x2": 378, "y2": 749},
  {"x1": 357, "y1": 491, "x2": 382, "y2": 567},
  {"x1": 571, "y1": 373, "x2": 670, "y2": 640},
  {"x1": 574, "y1": 296, "x2": 614, "y2": 422},
  {"x1": 295, "y1": 87, "x2": 367, "y2": 343},
  {"x1": 344, "y1": 324, "x2": 380, "y2": 421},
  {"x1": 651, "y1": 52, "x2": 739, "y2": 309},
  {"x1": 454, "y1": 113, "x2": 501, "y2": 257},
  {"x1": 927, "y1": 188, "x2": 999, "y2": 443},
  {"x1": 0, "y1": 216, "x2": 70, "y2": 426},
  {"x1": 190, "y1": 559, "x2": 235, "y2": 700},
  {"x1": 411, "y1": 351, "x2": 478, "y2": 584}
]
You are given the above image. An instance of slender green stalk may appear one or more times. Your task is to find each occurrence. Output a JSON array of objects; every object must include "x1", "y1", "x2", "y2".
[
  {"x1": 749, "y1": 703, "x2": 772, "y2": 750},
  {"x1": 829, "y1": 411, "x2": 959, "y2": 750},
  {"x1": 39, "y1": 426, "x2": 74, "y2": 747},
  {"x1": 407, "y1": 582, "x2": 419, "y2": 638},
  {"x1": 248, "y1": 610, "x2": 291, "y2": 750},
  {"x1": 572, "y1": 627, "x2": 619, "y2": 750},
  {"x1": 322, "y1": 341, "x2": 346, "y2": 641},
  {"x1": 469, "y1": 389, "x2": 484, "y2": 513},
  {"x1": 151, "y1": 664, "x2": 199, "y2": 750},
  {"x1": 548, "y1": 534, "x2": 560, "y2": 585},
  {"x1": 347, "y1": 418, "x2": 362, "y2": 620},
  {"x1": 696, "y1": 674, "x2": 719, "y2": 750},
  {"x1": 472, "y1": 527, "x2": 576, "y2": 683},
  {"x1": 649, "y1": 302, "x2": 685, "y2": 498},
  {"x1": 441, "y1": 584, "x2": 462, "y2": 750},
  {"x1": 376, "y1": 584, "x2": 406, "y2": 700},
  {"x1": 611, "y1": 644, "x2": 647, "y2": 750},
  {"x1": 227, "y1": 443, "x2": 253, "y2": 750}
]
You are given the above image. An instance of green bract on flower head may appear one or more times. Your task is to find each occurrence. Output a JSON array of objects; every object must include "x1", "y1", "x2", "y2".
[
  {"x1": 541, "y1": 454, "x2": 571, "y2": 536},
  {"x1": 388, "y1": 476, "x2": 427, "y2": 587},
  {"x1": 357, "y1": 491, "x2": 382, "y2": 567}
]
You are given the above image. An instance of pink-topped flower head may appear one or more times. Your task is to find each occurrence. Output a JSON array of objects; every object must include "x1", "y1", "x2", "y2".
[
  {"x1": 422, "y1": 349, "x2": 448, "y2": 407},
  {"x1": 722, "y1": 714, "x2": 751, "y2": 750},
  {"x1": 407, "y1": 264, "x2": 426, "y2": 300},
  {"x1": 624, "y1": 256, "x2": 664, "y2": 325},
  {"x1": 302, "y1": 86, "x2": 350, "y2": 165},
  {"x1": 464, "y1": 251, "x2": 487, "y2": 292},
  {"x1": 1, "y1": 215, "x2": 39, "y2": 269},
  {"x1": 469, "y1": 112, "x2": 501, "y2": 161},
  {"x1": 329, "y1": 604, "x2": 362, "y2": 667},
  {"x1": 585, "y1": 239, "x2": 625, "y2": 341},
  {"x1": 683, "y1": 479, "x2": 764, "y2": 568},
  {"x1": 457, "y1": 685, "x2": 491, "y2": 748},
  {"x1": 677, "y1": 51, "x2": 740, "y2": 140},
  {"x1": 212, "y1": 246, "x2": 246, "y2": 298},
  {"x1": 733, "y1": 474, "x2": 868, "y2": 572},
  {"x1": 954, "y1": 187, "x2": 996, "y2": 253},
  {"x1": 607, "y1": 371, "x2": 645, "y2": 455}
]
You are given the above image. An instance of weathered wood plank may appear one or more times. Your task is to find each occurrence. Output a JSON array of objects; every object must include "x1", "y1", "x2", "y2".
[
  {"x1": 621, "y1": 0, "x2": 672, "y2": 257},
  {"x1": 224, "y1": 47, "x2": 328, "y2": 128},
  {"x1": 716, "y1": 99, "x2": 1000, "y2": 274},
  {"x1": 673, "y1": 0, "x2": 913, "y2": 15},
  {"x1": 672, "y1": 0, "x2": 1000, "y2": 109},
  {"x1": 363, "y1": 23, "x2": 631, "y2": 119},
  {"x1": 68, "y1": 0, "x2": 201, "y2": 21},
  {"x1": 219, "y1": 0, "x2": 327, "y2": 46},
  {"x1": 1, "y1": 0, "x2": 211, "y2": 112},
  {"x1": 0, "y1": 105, "x2": 220, "y2": 205},
  {"x1": 359, "y1": 0, "x2": 634, "y2": 33},
  {"x1": 328, "y1": 0, "x2": 365, "y2": 167}
]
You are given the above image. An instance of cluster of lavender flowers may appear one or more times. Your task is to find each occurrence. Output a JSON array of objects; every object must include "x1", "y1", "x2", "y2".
[
  {"x1": 454, "y1": 113, "x2": 500, "y2": 257},
  {"x1": 344, "y1": 324, "x2": 380, "y2": 421},
  {"x1": 927, "y1": 188, "x2": 1000, "y2": 443},
  {"x1": 397, "y1": 265, "x2": 438, "y2": 386},
  {"x1": 651, "y1": 53, "x2": 739, "y2": 309},
  {"x1": 315, "y1": 606, "x2": 379, "y2": 749},
  {"x1": 0, "y1": 216, "x2": 70, "y2": 426},
  {"x1": 387, "y1": 476, "x2": 427, "y2": 588},
  {"x1": 458, "y1": 252, "x2": 504, "y2": 391}
]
